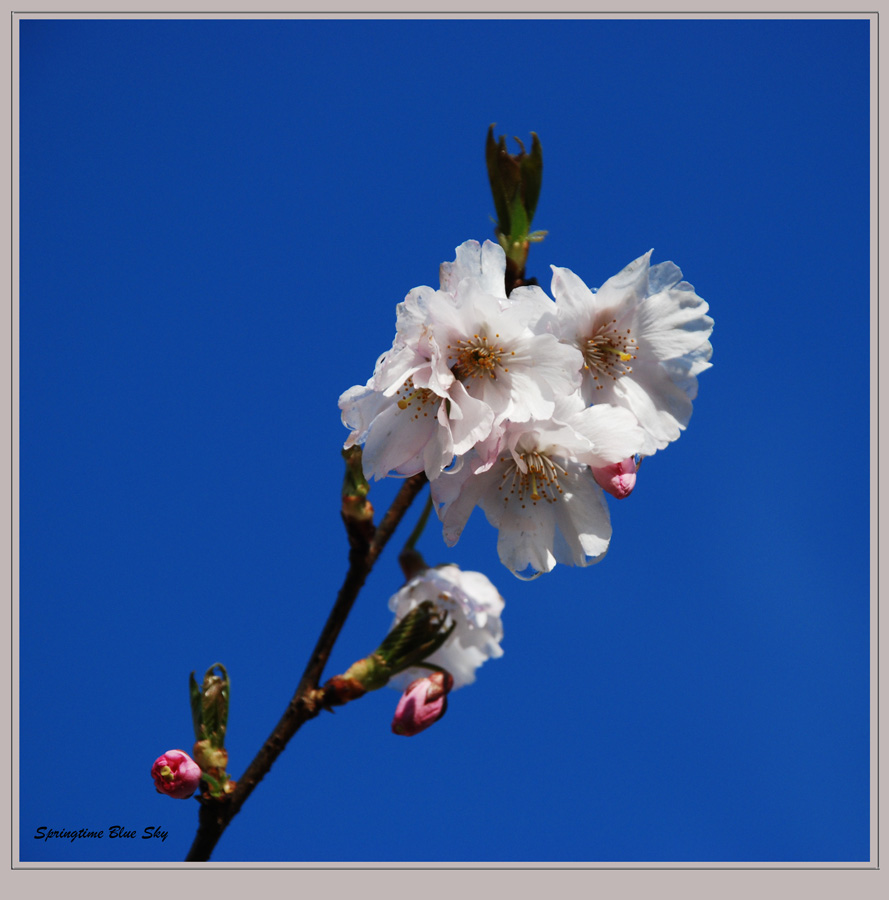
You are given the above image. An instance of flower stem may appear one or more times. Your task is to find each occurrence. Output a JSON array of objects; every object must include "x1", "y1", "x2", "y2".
[
  {"x1": 398, "y1": 491, "x2": 433, "y2": 580},
  {"x1": 185, "y1": 471, "x2": 428, "y2": 862},
  {"x1": 404, "y1": 492, "x2": 433, "y2": 551}
]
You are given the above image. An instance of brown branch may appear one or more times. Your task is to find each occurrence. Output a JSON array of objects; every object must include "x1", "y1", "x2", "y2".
[
  {"x1": 185, "y1": 472, "x2": 428, "y2": 862},
  {"x1": 504, "y1": 249, "x2": 539, "y2": 296}
]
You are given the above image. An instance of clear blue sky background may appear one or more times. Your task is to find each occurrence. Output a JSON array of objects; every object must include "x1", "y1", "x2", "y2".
[{"x1": 18, "y1": 17, "x2": 870, "y2": 864}]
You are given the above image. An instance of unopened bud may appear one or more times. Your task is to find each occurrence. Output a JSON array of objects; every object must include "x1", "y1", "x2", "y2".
[
  {"x1": 192, "y1": 739, "x2": 228, "y2": 771},
  {"x1": 592, "y1": 457, "x2": 638, "y2": 499},
  {"x1": 391, "y1": 671, "x2": 454, "y2": 737},
  {"x1": 485, "y1": 125, "x2": 545, "y2": 291},
  {"x1": 151, "y1": 749, "x2": 202, "y2": 799},
  {"x1": 190, "y1": 663, "x2": 230, "y2": 747}
]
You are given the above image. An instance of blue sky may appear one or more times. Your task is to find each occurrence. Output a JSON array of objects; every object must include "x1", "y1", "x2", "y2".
[{"x1": 18, "y1": 16, "x2": 871, "y2": 864}]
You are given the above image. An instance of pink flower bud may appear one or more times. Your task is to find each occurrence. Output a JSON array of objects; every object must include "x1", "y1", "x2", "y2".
[
  {"x1": 592, "y1": 456, "x2": 638, "y2": 499},
  {"x1": 391, "y1": 671, "x2": 454, "y2": 736},
  {"x1": 151, "y1": 749, "x2": 202, "y2": 799}
]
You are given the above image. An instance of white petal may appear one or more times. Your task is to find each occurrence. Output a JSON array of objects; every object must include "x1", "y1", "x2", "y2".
[
  {"x1": 571, "y1": 404, "x2": 644, "y2": 467},
  {"x1": 594, "y1": 250, "x2": 652, "y2": 310},
  {"x1": 647, "y1": 260, "x2": 683, "y2": 293},
  {"x1": 551, "y1": 471, "x2": 612, "y2": 567},
  {"x1": 439, "y1": 239, "x2": 507, "y2": 299},
  {"x1": 395, "y1": 283, "x2": 437, "y2": 336},
  {"x1": 338, "y1": 382, "x2": 390, "y2": 448},
  {"x1": 609, "y1": 359, "x2": 694, "y2": 451},
  {"x1": 433, "y1": 460, "x2": 493, "y2": 546},
  {"x1": 506, "y1": 283, "x2": 556, "y2": 323},
  {"x1": 375, "y1": 344, "x2": 431, "y2": 396},
  {"x1": 494, "y1": 500, "x2": 557, "y2": 580},
  {"x1": 360, "y1": 397, "x2": 444, "y2": 480},
  {"x1": 636, "y1": 285, "x2": 713, "y2": 362},
  {"x1": 550, "y1": 265, "x2": 597, "y2": 319},
  {"x1": 660, "y1": 343, "x2": 713, "y2": 400},
  {"x1": 443, "y1": 380, "x2": 496, "y2": 455}
]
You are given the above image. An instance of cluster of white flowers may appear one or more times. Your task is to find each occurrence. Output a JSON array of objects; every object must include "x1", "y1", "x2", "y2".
[{"x1": 340, "y1": 240, "x2": 713, "y2": 580}]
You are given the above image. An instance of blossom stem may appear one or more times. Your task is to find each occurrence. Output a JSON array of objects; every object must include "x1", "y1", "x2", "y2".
[
  {"x1": 398, "y1": 492, "x2": 433, "y2": 579},
  {"x1": 404, "y1": 492, "x2": 433, "y2": 551},
  {"x1": 185, "y1": 471, "x2": 428, "y2": 862}
]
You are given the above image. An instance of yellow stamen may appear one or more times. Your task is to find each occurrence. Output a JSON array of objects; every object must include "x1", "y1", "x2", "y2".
[
  {"x1": 396, "y1": 385, "x2": 433, "y2": 410},
  {"x1": 603, "y1": 346, "x2": 633, "y2": 362}
]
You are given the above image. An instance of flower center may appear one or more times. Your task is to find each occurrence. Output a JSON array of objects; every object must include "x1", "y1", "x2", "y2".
[
  {"x1": 582, "y1": 318, "x2": 638, "y2": 389},
  {"x1": 448, "y1": 334, "x2": 512, "y2": 381},
  {"x1": 395, "y1": 378, "x2": 438, "y2": 419},
  {"x1": 498, "y1": 451, "x2": 567, "y2": 507}
]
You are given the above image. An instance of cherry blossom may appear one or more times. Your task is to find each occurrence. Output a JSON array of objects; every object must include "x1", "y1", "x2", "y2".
[
  {"x1": 388, "y1": 564, "x2": 505, "y2": 688},
  {"x1": 339, "y1": 241, "x2": 582, "y2": 480},
  {"x1": 431, "y1": 399, "x2": 644, "y2": 579},
  {"x1": 546, "y1": 252, "x2": 713, "y2": 455}
]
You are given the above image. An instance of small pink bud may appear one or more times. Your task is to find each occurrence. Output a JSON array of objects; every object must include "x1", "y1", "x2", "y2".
[
  {"x1": 391, "y1": 671, "x2": 454, "y2": 737},
  {"x1": 151, "y1": 749, "x2": 202, "y2": 799},
  {"x1": 592, "y1": 456, "x2": 638, "y2": 499}
]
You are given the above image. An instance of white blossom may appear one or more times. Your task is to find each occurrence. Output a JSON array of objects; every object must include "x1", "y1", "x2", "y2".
[
  {"x1": 431, "y1": 397, "x2": 644, "y2": 580},
  {"x1": 338, "y1": 239, "x2": 713, "y2": 580},
  {"x1": 388, "y1": 564, "x2": 505, "y2": 689},
  {"x1": 546, "y1": 252, "x2": 713, "y2": 455},
  {"x1": 339, "y1": 240, "x2": 583, "y2": 480}
]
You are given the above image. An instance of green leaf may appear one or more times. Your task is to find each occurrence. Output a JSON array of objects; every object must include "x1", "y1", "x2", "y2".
[
  {"x1": 393, "y1": 619, "x2": 456, "y2": 674},
  {"x1": 200, "y1": 663, "x2": 229, "y2": 746},
  {"x1": 507, "y1": 194, "x2": 529, "y2": 244},
  {"x1": 519, "y1": 131, "x2": 543, "y2": 225},
  {"x1": 215, "y1": 665, "x2": 229, "y2": 742},
  {"x1": 200, "y1": 770, "x2": 225, "y2": 797},
  {"x1": 376, "y1": 600, "x2": 457, "y2": 675},
  {"x1": 485, "y1": 124, "x2": 512, "y2": 235},
  {"x1": 486, "y1": 126, "x2": 544, "y2": 240}
]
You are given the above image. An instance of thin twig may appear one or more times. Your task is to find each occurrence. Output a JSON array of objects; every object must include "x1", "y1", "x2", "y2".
[
  {"x1": 185, "y1": 473, "x2": 428, "y2": 862},
  {"x1": 403, "y1": 493, "x2": 433, "y2": 552}
]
